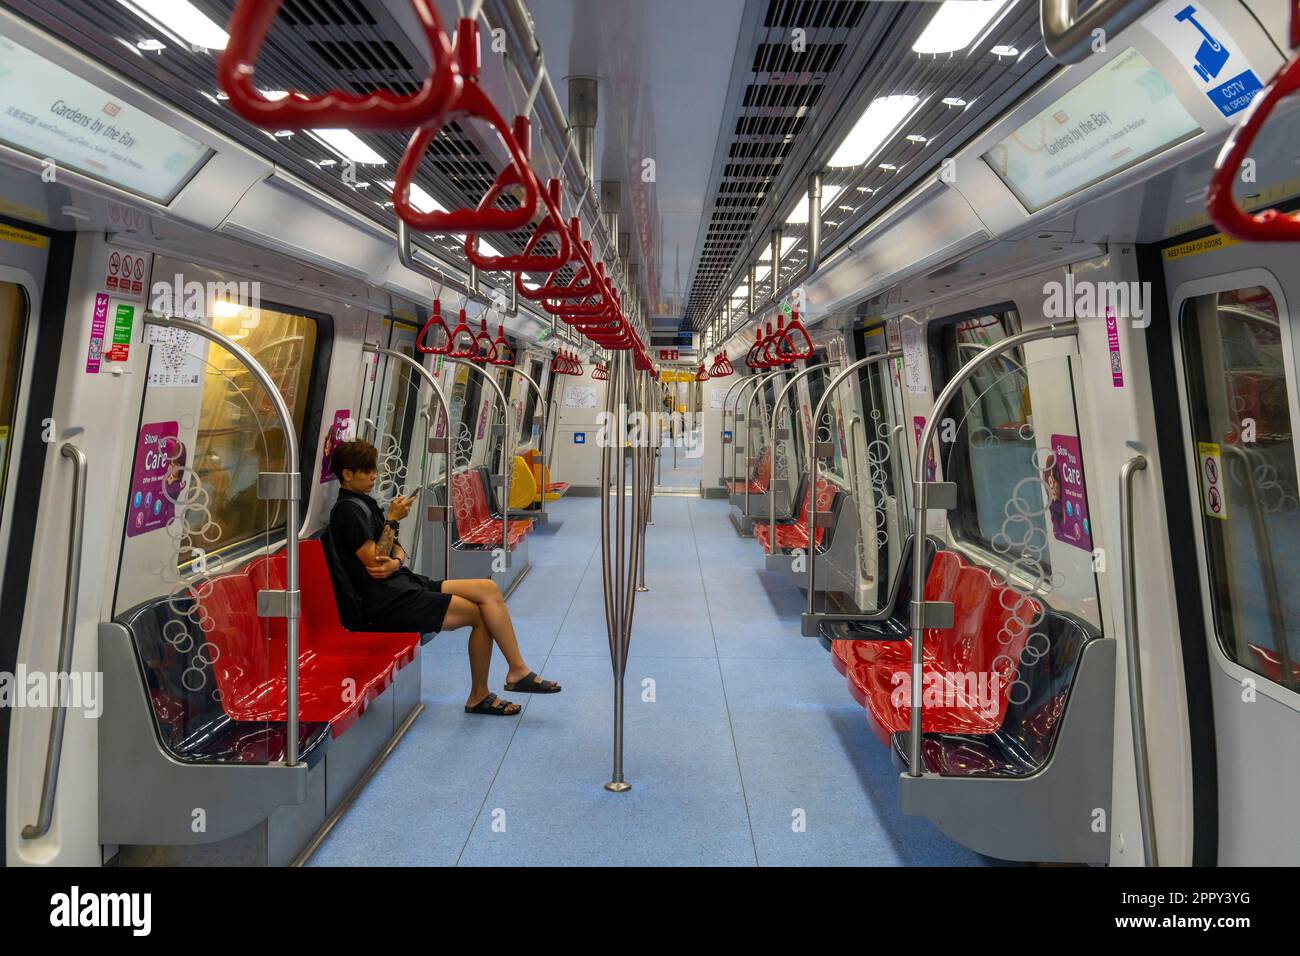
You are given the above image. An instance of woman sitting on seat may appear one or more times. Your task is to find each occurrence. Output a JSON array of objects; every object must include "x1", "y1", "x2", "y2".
[{"x1": 328, "y1": 439, "x2": 560, "y2": 716}]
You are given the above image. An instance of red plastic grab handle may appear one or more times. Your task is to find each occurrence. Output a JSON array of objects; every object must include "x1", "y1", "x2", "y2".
[
  {"x1": 468, "y1": 174, "x2": 571, "y2": 273},
  {"x1": 470, "y1": 318, "x2": 497, "y2": 363},
  {"x1": 1207, "y1": 41, "x2": 1300, "y2": 241},
  {"x1": 592, "y1": 364, "x2": 609, "y2": 380},
  {"x1": 780, "y1": 311, "x2": 815, "y2": 360},
  {"x1": 447, "y1": 309, "x2": 477, "y2": 358},
  {"x1": 517, "y1": 218, "x2": 586, "y2": 301},
  {"x1": 392, "y1": 20, "x2": 539, "y2": 234},
  {"x1": 416, "y1": 300, "x2": 452, "y2": 354},
  {"x1": 219, "y1": 0, "x2": 460, "y2": 130},
  {"x1": 744, "y1": 331, "x2": 764, "y2": 370},
  {"x1": 489, "y1": 324, "x2": 513, "y2": 366}
]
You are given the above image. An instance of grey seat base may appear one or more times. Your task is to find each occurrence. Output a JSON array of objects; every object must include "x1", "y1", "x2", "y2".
[
  {"x1": 102, "y1": 624, "x2": 424, "y2": 867},
  {"x1": 894, "y1": 638, "x2": 1116, "y2": 864},
  {"x1": 729, "y1": 510, "x2": 757, "y2": 536}
]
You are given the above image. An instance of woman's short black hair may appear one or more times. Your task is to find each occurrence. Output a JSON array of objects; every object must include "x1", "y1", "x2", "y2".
[{"x1": 332, "y1": 439, "x2": 378, "y2": 480}]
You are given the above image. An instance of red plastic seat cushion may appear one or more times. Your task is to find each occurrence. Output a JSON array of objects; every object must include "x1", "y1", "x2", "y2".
[
  {"x1": 200, "y1": 541, "x2": 420, "y2": 738},
  {"x1": 851, "y1": 557, "x2": 1044, "y2": 745},
  {"x1": 453, "y1": 470, "x2": 531, "y2": 548}
]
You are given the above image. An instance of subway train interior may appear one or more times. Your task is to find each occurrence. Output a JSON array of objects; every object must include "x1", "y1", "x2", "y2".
[{"x1": 0, "y1": 0, "x2": 1296, "y2": 881}]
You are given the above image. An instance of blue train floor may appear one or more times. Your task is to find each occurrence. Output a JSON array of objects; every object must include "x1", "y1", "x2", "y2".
[{"x1": 308, "y1": 494, "x2": 999, "y2": 866}]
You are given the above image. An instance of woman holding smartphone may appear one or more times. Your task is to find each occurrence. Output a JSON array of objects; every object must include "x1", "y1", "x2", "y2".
[{"x1": 328, "y1": 439, "x2": 560, "y2": 716}]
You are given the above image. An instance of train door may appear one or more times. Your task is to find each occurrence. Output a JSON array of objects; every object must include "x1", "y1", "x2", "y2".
[
  {"x1": 0, "y1": 220, "x2": 62, "y2": 862},
  {"x1": 1160, "y1": 246, "x2": 1300, "y2": 864},
  {"x1": 0, "y1": 229, "x2": 46, "y2": 614}
]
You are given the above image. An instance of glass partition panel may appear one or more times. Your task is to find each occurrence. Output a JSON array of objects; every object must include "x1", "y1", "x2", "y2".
[
  {"x1": 116, "y1": 345, "x2": 279, "y2": 764},
  {"x1": 916, "y1": 352, "x2": 1101, "y2": 778}
]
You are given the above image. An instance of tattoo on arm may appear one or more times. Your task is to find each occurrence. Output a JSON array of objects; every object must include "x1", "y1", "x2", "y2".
[{"x1": 376, "y1": 524, "x2": 396, "y2": 558}]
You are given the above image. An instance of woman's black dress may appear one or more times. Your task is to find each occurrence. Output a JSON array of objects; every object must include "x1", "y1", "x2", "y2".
[{"x1": 329, "y1": 488, "x2": 452, "y2": 634}]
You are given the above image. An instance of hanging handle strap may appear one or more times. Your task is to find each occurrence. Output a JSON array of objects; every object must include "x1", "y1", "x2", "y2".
[
  {"x1": 392, "y1": 20, "x2": 539, "y2": 234},
  {"x1": 416, "y1": 300, "x2": 452, "y2": 354},
  {"x1": 1207, "y1": 11, "x2": 1300, "y2": 242},
  {"x1": 220, "y1": 0, "x2": 460, "y2": 129}
]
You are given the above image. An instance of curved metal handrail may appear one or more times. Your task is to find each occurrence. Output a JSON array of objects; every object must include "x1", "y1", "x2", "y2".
[
  {"x1": 22, "y1": 443, "x2": 87, "y2": 839},
  {"x1": 741, "y1": 369, "x2": 787, "y2": 516},
  {"x1": 144, "y1": 313, "x2": 305, "y2": 765},
  {"x1": 907, "y1": 323, "x2": 1077, "y2": 775},
  {"x1": 446, "y1": 356, "x2": 512, "y2": 559},
  {"x1": 767, "y1": 362, "x2": 833, "y2": 550},
  {"x1": 511, "y1": 365, "x2": 550, "y2": 521},
  {"x1": 718, "y1": 374, "x2": 759, "y2": 488},
  {"x1": 362, "y1": 344, "x2": 454, "y2": 583},
  {"x1": 805, "y1": 351, "x2": 902, "y2": 613}
]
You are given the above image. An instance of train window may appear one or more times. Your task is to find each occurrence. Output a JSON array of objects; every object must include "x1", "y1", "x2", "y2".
[
  {"x1": 1179, "y1": 286, "x2": 1299, "y2": 691},
  {"x1": 520, "y1": 357, "x2": 543, "y2": 445},
  {"x1": 191, "y1": 306, "x2": 318, "y2": 560},
  {"x1": 0, "y1": 282, "x2": 28, "y2": 521},
  {"x1": 357, "y1": 319, "x2": 424, "y2": 501},
  {"x1": 939, "y1": 311, "x2": 1044, "y2": 556}
]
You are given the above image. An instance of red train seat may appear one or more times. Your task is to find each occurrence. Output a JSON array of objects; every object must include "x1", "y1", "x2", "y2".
[
  {"x1": 201, "y1": 542, "x2": 421, "y2": 738},
  {"x1": 833, "y1": 550, "x2": 963, "y2": 677},
  {"x1": 834, "y1": 547, "x2": 1044, "y2": 746},
  {"x1": 725, "y1": 448, "x2": 771, "y2": 494},
  {"x1": 452, "y1": 468, "x2": 533, "y2": 548},
  {"x1": 752, "y1": 477, "x2": 838, "y2": 554}
]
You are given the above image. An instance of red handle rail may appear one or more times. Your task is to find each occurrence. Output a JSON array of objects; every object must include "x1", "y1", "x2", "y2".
[{"x1": 447, "y1": 309, "x2": 478, "y2": 359}]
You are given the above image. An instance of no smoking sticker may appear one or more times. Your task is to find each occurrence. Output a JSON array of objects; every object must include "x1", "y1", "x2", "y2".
[
  {"x1": 103, "y1": 245, "x2": 150, "y2": 300},
  {"x1": 1198, "y1": 441, "x2": 1228, "y2": 520}
]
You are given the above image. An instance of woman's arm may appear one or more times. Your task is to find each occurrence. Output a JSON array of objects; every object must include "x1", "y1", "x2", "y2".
[{"x1": 355, "y1": 539, "x2": 400, "y2": 579}]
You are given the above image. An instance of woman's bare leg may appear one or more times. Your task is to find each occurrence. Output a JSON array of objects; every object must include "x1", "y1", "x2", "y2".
[
  {"x1": 442, "y1": 594, "x2": 518, "y2": 712},
  {"x1": 441, "y1": 579, "x2": 530, "y2": 682}
]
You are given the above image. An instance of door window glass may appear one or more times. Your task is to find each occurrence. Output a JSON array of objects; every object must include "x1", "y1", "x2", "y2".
[
  {"x1": 0, "y1": 282, "x2": 28, "y2": 521},
  {"x1": 1180, "y1": 286, "x2": 1299, "y2": 691}
]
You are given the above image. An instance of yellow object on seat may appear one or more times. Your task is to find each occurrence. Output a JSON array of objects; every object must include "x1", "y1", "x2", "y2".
[
  {"x1": 524, "y1": 448, "x2": 566, "y2": 501},
  {"x1": 508, "y1": 455, "x2": 536, "y2": 510}
]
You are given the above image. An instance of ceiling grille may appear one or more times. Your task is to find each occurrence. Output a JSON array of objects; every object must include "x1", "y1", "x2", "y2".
[
  {"x1": 684, "y1": 0, "x2": 1053, "y2": 331},
  {"x1": 6, "y1": 0, "x2": 569, "y2": 289}
]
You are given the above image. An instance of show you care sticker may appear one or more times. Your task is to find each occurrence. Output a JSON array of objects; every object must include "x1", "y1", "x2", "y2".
[{"x1": 1142, "y1": 1, "x2": 1264, "y2": 118}]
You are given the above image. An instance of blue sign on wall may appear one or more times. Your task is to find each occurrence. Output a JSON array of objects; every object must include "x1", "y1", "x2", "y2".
[{"x1": 574, "y1": 432, "x2": 586, "y2": 444}]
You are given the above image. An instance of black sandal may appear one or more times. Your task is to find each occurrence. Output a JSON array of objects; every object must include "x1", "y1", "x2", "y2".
[
  {"x1": 464, "y1": 692, "x2": 520, "y2": 716},
  {"x1": 503, "y1": 671, "x2": 561, "y2": 694}
]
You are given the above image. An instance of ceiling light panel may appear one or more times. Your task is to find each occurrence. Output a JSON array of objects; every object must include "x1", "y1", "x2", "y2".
[
  {"x1": 827, "y1": 94, "x2": 922, "y2": 167},
  {"x1": 911, "y1": 0, "x2": 1013, "y2": 55}
]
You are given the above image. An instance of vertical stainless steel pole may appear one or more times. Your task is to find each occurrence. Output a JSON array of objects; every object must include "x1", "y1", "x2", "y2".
[
  {"x1": 1120, "y1": 454, "x2": 1158, "y2": 866},
  {"x1": 808, "y1": 171, "x2": 823, "y2": 275},
  {"x1": 606, "y1": 350, "x2": 632, "y2": 792},
  {"x1": 637, "y1": 371, "x2": 650, "y2": 591}
]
